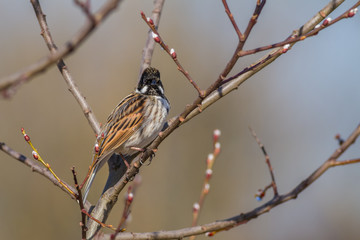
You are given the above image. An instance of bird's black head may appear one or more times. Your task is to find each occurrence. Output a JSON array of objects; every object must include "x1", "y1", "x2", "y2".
[{"x1": 137, "y1": 67, "x2": 165, "y2": 97}]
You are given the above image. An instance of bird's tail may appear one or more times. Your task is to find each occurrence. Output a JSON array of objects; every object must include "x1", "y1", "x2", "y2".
[{"x1": 82, "y1": 164, "x2": 99, "y2": 205}]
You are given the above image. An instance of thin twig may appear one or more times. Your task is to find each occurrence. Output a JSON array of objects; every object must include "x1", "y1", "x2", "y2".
[
  {"x1": 82, "y1": 209, "x2": 117, "y2": 231},
  {"x1": 190, "y1": 130, "x2": 221, "y2": 240},
  {"x1": 21, "y1": 128, "x2": 76, "y2": 196},
  {"x1": 138, "y1": 0, "x2": 166, "y2": 79},
  {"x1": 182, "y1": 0, "x2": 347, "y2": 124},
  {"x1": 74, "y1": 0, "x2": 95, "y2": 22},
  {"x1": 141, "y1": 12, "x2": 204, "y2": 98},
  {"x1": 0, "y1": 142, "x2": 77, "y2": 198},
  {"x1": 72, "y1": 167, "x2": 87, "y2": 240},
  {"x1": 111, "y1": 175, "x2": 141, "y2": 240},
  {"x1": 222, "y1": 0, "x2": 242, "y2": 40},
  {"x1": 249, "y1": 127, "x2": 278, "y2": 198},
  {"x1": 237, "y1": 2, "x2": 360, "y2": 57},
  {"x1": 30, "y1": 0, "x2": 101, "y2": 135}
]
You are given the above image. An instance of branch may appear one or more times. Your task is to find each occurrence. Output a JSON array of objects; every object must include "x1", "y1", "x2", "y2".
[
  {"x1": 103, "y1": 123, "x2": 360, "y2": 239},
  {"x1": 84, "y1": 0, "x2": 349, "y2": 236},
  {"x1": 249, "y1": 127, "x2": 278, "y2": 198},
  {"x1": 141, "y1": 12, "x2": 204, "y2": 97},
  {"x1": 71, "y1": 167, "x2": 87, "y2": 240},
  {"x1": 30, "y1": 0, "x2": 100, "y2": 135},
  {"x1": 0, "y1": 0, "x2": 124, "y2": 99},
  {"x1": 0, "y1": 142, "x2": 77, "y2": 199},
  {"x1": 237, "y1": 2, "x2": 360, "y2": 57},
  {"x1": 182, "y1": 0, "x2": 347, "y2": 124},
  {"x1": 190, "y1": 130, "x2": 221, "y2": 240}
]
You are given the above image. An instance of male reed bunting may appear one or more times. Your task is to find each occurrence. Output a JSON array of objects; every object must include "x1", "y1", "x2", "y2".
[{"x1": 83, "y1": 67, "x2": 170, "y2": 202}]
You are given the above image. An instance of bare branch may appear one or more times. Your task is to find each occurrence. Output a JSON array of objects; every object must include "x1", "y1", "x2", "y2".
[
  {"x1": 0, "y1": 0, "x2": 124, "y2": 99},
  {"x1": 138, "y1": 0, "x2": 166, "y2": 79},
  {"x1": 71, "y1": 167, "x2": 87, "y2": 240},
  {"x1": 141, "y1": 12, "x2": 204, "y2": 97},
  {"x1": 237, "y1": 1, "x2": 360, "y2": 57},
  {"x1": 102, "y1": 123, "x2": 360, "y2": 239},
  {"x1": 30, "y1": 0, "x2": 100, "y2": 135},
  {"x1": 0, "y1": 142, "x2": 77, "y2": 199},
  {"x1": 249, "y1": 127, "x2": 278, "y2": 197},
  {"x1": 182, "y1": 0, "x2": 347, "y2": 124},
  {"x1": 222, "y1": 0, "x2": 242, "y2": 40}
]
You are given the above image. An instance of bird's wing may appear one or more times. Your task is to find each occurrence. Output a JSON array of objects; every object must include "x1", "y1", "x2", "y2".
[
  {"x1": 97, "y1": 93, "x2": 146, "y2": 164},
  {"x1": 83, "y1": 93, "x2": 146, "y2": 203}
]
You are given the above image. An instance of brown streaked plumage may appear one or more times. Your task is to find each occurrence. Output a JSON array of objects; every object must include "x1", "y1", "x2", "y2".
[{"x1": 83, "y1": 67, "x2": 170, "y2": 202}]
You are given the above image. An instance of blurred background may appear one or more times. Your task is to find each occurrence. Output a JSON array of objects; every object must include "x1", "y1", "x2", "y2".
[{"x1": 0, "y1": 0, "x2": 359, "y2": 239}]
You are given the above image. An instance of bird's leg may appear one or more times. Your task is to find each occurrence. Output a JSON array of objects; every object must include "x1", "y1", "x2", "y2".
[
  {"x1": 119, "y1": 153, "x2": 130, "y2": 169},
  {"x1": 130, "y1": 147, "x2": 157, "y2": 166}
]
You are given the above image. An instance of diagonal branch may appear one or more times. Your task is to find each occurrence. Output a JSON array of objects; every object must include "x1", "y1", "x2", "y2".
[
  {"x1": 103, "y1": 123, "x2": 360, "y2": 239},
  {"x1": 141, "y1": 12, "x2": 204, "y2": 97},
  {"x1": 237, "y1": 1, "x2": 360, "y2": 57},
  {"x1": 0, "y1": 142, "x2": 77, "y2": 199},
  {"x1": 0, "y1": 0, "x2": 124, "y2": 99},
  {"x1": 182, "y1": 0, "x2": 346, "y2": 124},
  {"x1": 31, "y1": 0, "x2": 100, "y2": 135},
  {"x1": 222, "y1": 0, "x2": 242, "y2": 40}
]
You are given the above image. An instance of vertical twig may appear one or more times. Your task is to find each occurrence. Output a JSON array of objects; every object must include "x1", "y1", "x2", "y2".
[
  {"x1": 190, "y1": 130, "x2": 221, "y2": 239},
  {"x1": 139, "y1": 0, "x2": 166, "y2": 79},
  {"x1": 72, "y1": 167, "x2": 87, "y2": 240}
]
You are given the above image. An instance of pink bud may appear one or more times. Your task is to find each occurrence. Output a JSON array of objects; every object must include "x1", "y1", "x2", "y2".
[
  {"x1": 206, "y1": 153, "x2": 214, "y2": 165},
  {"x1": 282, "y1": 44, "x2": 290, "y2": 53},
  {"x1": 147, "y1": 17, "x2": 154, "y2": 25},
  {"x1": 322, "y1": 17, "x2": 331, "y2": 26},
  {"x1": 24, "y1": 134, "x2": 30, "y2": 142},
  {"x1": 94, "y1": 143, "x2": 99, "y2": 153},
  {"x1": 206, "y1": 169, "x2": 213, "y2": 179},
  {"x1": 203, "y1": 183, "x2": 210, "y2": 194},
  {"x1": 348, "y1": 8, "x2": 358, "y2": 17},
  {"x1": 127, "y1": 192, "x2": 134, "y2": 203},
  {"x1": 32, "y1": 151, "x2": 38, "y2": 160},
  {"x1": 213, "y1": 129, "x2": 221, "y2": 142},
  {"x1": 170, "y1": 48, "x2": 177, "y2": 59},
  {"x1": 205, "y1": 232, "x2": 215, "y2": 237},
  {"x1": 214, "y1": 142, "x2": 221, "y2": 155},
  {"x1": 193, "y1": 202, "x2": 200, "y2": 212}
]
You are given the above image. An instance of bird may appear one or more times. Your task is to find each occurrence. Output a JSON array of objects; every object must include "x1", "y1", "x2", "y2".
[{"x1": 83, "y1": 67, "x2": 170, "y2": 203}]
